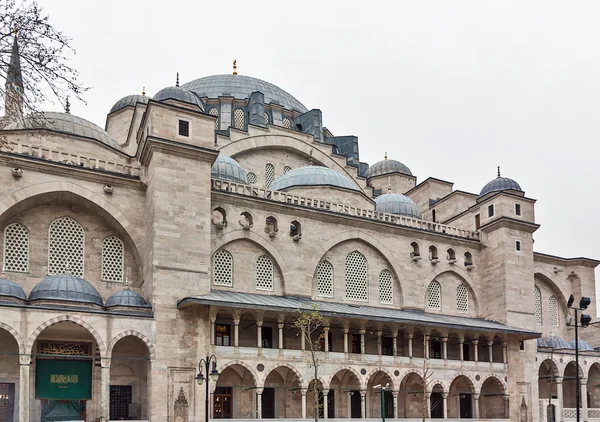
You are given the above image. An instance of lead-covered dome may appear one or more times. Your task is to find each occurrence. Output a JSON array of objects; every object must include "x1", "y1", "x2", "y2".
[
  {"x1": 182, "y1": 74, "x2": 308, "y2": 113},
  {"x1": 110, "y1": 94, "x2": 149, "y2": 114},
  {"x1": 479, "y1": 176, "x2": 522, "y2": 197},
  {"x1": 537, "y1": 336, "x2": 571, "y2": 349},
  {"x1": 5, "y1": 112, "x2": 123, "y2": 152},
  {"x1": 375, "y1": 193, "x2": 422, "y2": 219},
  {"x1": 269, "y1": 166, "x2": 358, "y2": 191},
  {"x1": 0, "y1": 275, "x2": 26, "y2": 300},
  {"x1": 366, "y1": 158, "x2": 412, "y2": 178},
  {"x1": 570, "y1": 339, "x2": 595, "y2": 351},
  {"x1": 29, "y1": 274, "x2": 103, "y2": 306},
  {"x1": 211, "y1": 155, "x2": 248, "y2": 184},
  {"x1": 106, "y1": 289, "x2": 151, "y2": 308},
  {"x1": 153, "y1": 86, "x2": 204, "y2": 111}
]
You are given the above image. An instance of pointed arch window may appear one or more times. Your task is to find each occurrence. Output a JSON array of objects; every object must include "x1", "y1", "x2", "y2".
[
  {"x1": 256, "y1": 255, "x2": 274, "y2": 291},
  {"x1": 48, "y1": 216, "x2": 84, "y2": 277},
  {"x1": 456, "y1": 284, "x2": 468, "y2": 313},
  {"x1": 213, "y1": 249, "x2": 233, "y2": 287},
  {"x1": 345, "y1": 251, "x2": 367, "y2": 301},
  {"x1": 548, "y1": 295, "x2": 559, "y2": 327},
  {"x1": 426, "y1": 280, "x2": 441, "y2": 310},
  {"x1": 3, "y1": 222, "x2": 29, "y2": 273},
  {"x1": 208, "y1": 107, "x2": 219, "y2": 130},
  {"x1": 234, "y1": 108, "x2": 245, "y2": 129},
  {"x1": 379, "y1": 269, "x2": 393, "y2": 304},
  {"x1": 534, "y1": 286, "x2": 542, "y2": 325},
  {"x1": 317, "y1": 260, "x2": 333, "y2": 297},
  {"x1": 265, "y1": 163, "x2": 275, "y2": 188},
  {"x1": 101, "y1": 236, "x2": 124, "y2": 282}
]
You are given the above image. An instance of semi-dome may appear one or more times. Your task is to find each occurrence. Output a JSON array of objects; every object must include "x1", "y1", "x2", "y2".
[
  {"x1": 4, "y1": 111, "x2": 123, "y2": 152},
  {"x1": 269, "y1": 166, "x2": 358, "y2": 192},
  {"x1": 375, "y1": 193, "x2": 422, "y2": 219},
  {"x1": 153, "y1": 86, "x2": 205, "y2": 111},
  {"x1": 0, "y1": 275, "x2": 26, "y2": 300},
  {"x1": 182, "y1": 74, "x2": 308, "y2": 113},
  {"x1": 366, "y1": 157, "x2": 412, "y2": 178},
  {"x1": 479, "y1": 169, "x2": 523, "y2": 197},
  {"x1": 110, "y1": 94, "x2": 149, "y2": 114},
  {"x1": 106, "y1": 289, "x2": 151, "y2": 308},
  {"x1": 29, "y1": 274, "x2": 103, "y2": 306},
  {"x1": 211, "y1": 155, "x2": 248, "y2": 184}
]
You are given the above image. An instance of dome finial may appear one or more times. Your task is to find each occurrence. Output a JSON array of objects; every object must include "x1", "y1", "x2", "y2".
[
  {"x1": 497, "y1": 166, "x2": 501, "y2": 177},
  {"x1": 124, "y1": 277, "x2": 130, "y2": 290},
  {"x1": 384, "y1": 152, "x2": 388, "y2": 160},
  {"x1": 387, "y1": 176, "x2": 392, "y2": 193},
  {"x1": 142, "y1": 86, "x2": 146, "y2": 96},
  {"x1": 309, "y1": 149, "x2": 313, "y2": 166},
  {"x1": 0, "y1": 265, "x2": 6, "y2": 279},
  {"x1": 233, "y1": 59, "x2": 237, "y2": 75},
  {"x1": 65, "y1": 96, "x2": 70, "y2": 114},
  {"x1": 64, "y1": 260, "x2": 71, "y2": 275},
  {"x1": 176, "y1": 72, "x2": 180, "y2": 87}
]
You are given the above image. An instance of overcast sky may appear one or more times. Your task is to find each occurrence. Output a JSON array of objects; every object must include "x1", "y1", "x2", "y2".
[{"x1": 42, "y1": 1, "x2": 599, "y2": 304}]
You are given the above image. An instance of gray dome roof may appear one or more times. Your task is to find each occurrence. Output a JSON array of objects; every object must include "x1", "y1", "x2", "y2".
[
  {"x1": 153, "y1": 86, "x2": 205, "y2": 111},
  {"x1": 366, "y1": 158, "x2": 413, "y2": 178},
  {"x1": 375, "y1": 193, "x2": 422, "y2": 219},
  {"x1": 479, "y1": 176, "x2": 522, "y2": 197},
  {"x1": 0, "y1": 275, "x2": 26, "y2": 300},
  {"x1": 110, "y1": 94, "x2": 149, "y2": 114},
  {"x1": 106, "y1": 289, "x2": 150, "y2": 308},
  {"x1": 5, "y1": 112, "x2": 123, "y2": 152},
  {"x1": 537, "y1": 336, "x2": 571, "y2": 349},
  {"x1": 269, "y1": 166, "x2": 358, "y2": 191},
  {"x1": 211, "y1": 155, "x2": 248, "y2": 184},
  {"x1": 29, "y1": 274, "x2": 103, "y2": 306},
  {"x1": 182, "y1": 74, "x2": 308, "y2": 113},
  {"x1": 570, "y1": 339, "x2": 595, "y2": 351}
]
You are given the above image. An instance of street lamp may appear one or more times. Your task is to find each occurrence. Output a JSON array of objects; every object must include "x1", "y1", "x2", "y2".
[
  {"x1": 566, "y1": 294, "x2": 592, "y2": 422},
  {"x1": 373, "y1": 383, "x2": 390, "y2": 422},
  {"x1": 196, "y1": 355, "x2": 220, "y2": 422}
]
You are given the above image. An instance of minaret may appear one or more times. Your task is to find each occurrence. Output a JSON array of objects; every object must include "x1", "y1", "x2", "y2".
[{"x1": 5, "y1": 31, "x2": 23, "y2": 121}]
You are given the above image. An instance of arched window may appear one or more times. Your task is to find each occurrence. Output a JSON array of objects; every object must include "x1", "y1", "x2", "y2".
[
  {"x1": 283, "y1": 166, "x2": 292, "y2": 174},
  {"x1": 464, "y1": 251, "x2": 473, "y2": 266},
  {"x1": 345, "y1": 251, "x2": 367, "y2": 301},
  {"x1": 282, "y1": 117, "x2": 291, "y2": 129},
  {"x1": 456, "y1": 284, "x2": 468, "y2": 313},
  {"x1": 209, "y1": 107, "x2": 219, "y2": 130},
  {"x1": 317, "y1": 260, "x2": 333, "y2": 297},
  {"x1": 265, "y1": 216, "x2": 278, "y2": 236},
  {"x1": 379, "y1": 269, "x2": 393, "y2": 304},
  {"x1": 247, "y1": 172, "x2": 257, "y2": 184},
  {"x1": 256, "y1": 255, "x2": 274, "y2": 291},
  {"x1": 427, "y1": 280, "x2": 441, "y2": 310},
  {"x1": 548, "y1": 295, "x2": 559, "y2": 327},
  {"x1": 534, "y1": 286, "x2": 542, "y2": 325},
  {"x1": 429, "y1": 245, "x2": 438, "y2": 262},
  {"x1": 263, "y1": 112, "x2": 270, "y2": 125},
  {"x1": 213, "y1": 249, "x2": 233, "y2": 287},
  {"x1": 3, "y1": 222, "x2": 29, "y2": 272},
  {"x1": 265, "y1": 163, "x2": 275, "y2": 188},
  {"x1": 234, "y1": 108, "x2": 245, "y2": 129},
  {"x1": 410, "y1": 242, "x2": 420, "y2": 258},
  {"x1": 447, "y1": 248, "x2": 456, "y2": 262},
  {"x1": 101, "y1": 236, "x2": 124, "y2": 282},
  {"x1": 48, "y1": 216, "x2": 84, "y2": 277}
]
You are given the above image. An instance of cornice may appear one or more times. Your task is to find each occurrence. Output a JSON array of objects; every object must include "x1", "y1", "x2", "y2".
[
  {"x1": 478, "y1": 216, "x2": 540, "y2": 234},
  {"x1": 138, "y1": 135, "x2": 219, "y2": 165}
]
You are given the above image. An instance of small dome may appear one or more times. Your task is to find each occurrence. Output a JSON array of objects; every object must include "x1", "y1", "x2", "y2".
[
  {"x1": 110, "y1": 94, "x2": 149, "y2": 114},
  {"x1": 269, "y1": 166, "x2": 358, "y2": 192},
  {"x1": 153, "y1": 86, "x2": 204, "y2": 111},
  {"x1": 570, "y1": 339, "x2": 595, "y2": 351},
  {"x1": 366, "y1": 158, "x2": 412, "y2": 178},
  {"x1": 0, "y1": 275, "x2": 26, "y2": 300},
  {"x1": 106, "y1": 289, "x2": 151, "y2": 308},
  {"x1": 29, "y1": 274, "x2": 103, "y2": 306},
  {"x1": 538, "y1": 336, "x2": 571, "y2": 349},
  {"x1": 211, "y1": 155, "x2": 248, "y2": 184},
  {"x1": 375, "y1": 193, "x2": 422, "y2": 219},
  {"x1": 4, "y1": 112, "x2": 123, "y2": 152},
  {"x1": 479, "y1": 172, "x2": 522, "y2": 197}
]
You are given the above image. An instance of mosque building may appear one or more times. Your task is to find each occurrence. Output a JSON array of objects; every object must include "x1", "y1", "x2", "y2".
[{"x1": 0, "y1": 36, "x2": 598, "y2": 422}]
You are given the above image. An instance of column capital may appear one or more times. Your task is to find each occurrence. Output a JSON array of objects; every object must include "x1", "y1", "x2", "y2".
[
  {"x1": 502, "y1": 342, "x2": 508, "y2": 347},
  {"x1": 408, "y1": 333, "x2": 414, "y2": 339},
  {"x1": 233, "y1": 318, "x2": 240, "y2": 325},
  {"x1": 300, "y1": 388, "x2": 308, "y2": 396},
  {"x1": 322, "y1": 388, "x2": 330, "y2": 394},
  {"x1": 555, "y1": 377, "x2": 563, "y2": 385},
  {"x1": 255, "y1": 387, "x2": 264, "y2": 395},
  {"x1": 391, "y1": 391, "x2": 399, "y2": 398},
  {"x1": 376, "y1": 330, "x2": 382, "y2": 336},
  {"x1": 359, "y1": 329, "x2": 366, "y2": 335},
  {"x1": 441, "y1": 337, "x2": 448, "y2": 343},
  {"x1": 392, "y1": 331, "x2": 398, "y2": 338},
  {"x1": 502, "y1": 394, "x2": 510, "y2": 401},
  {"x1": 442, "y1": 392, "x2": 449, "y2": 399},
  {"x1": 424, "y1": 334, "x2": 430, "y2": 340},
  {"x1": 277, "y1": 323, "x2": 284, "y2": 329},
  {"x1": 19, "y1": 354, "x2": 31, "y2": 366},
  {"x1": 473, "y1": 393, "x2": 480, "y2": 400},
  {"x1": 472, "y1": 339, "x2": 479, "y2": 345},
  {"x1": 101, "y1": 357, "x2": 111, "y2": 368},
  {"x1": 256, "y1": 320, "x2": 263, "y2": 327},
  {"x1": 323, "y1": 326, "x2": 330, "y2": 332},
  {"x1": 359, "y1": 390, "x2": 366, "y2": 397},
  {"x1": 343, "y1": 327, "x2": 349, "y2": 334},
  {"x1": 487, "y1": 341, "x2": 494, "y2": 347}
]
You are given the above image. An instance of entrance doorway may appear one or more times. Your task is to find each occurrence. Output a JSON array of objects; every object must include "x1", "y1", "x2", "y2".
[
  {"x1": 110, "y1": 385, "x2": 132, "y2": 420},
  {"x1": 459, "y1": 393, "x2": 473, "y2": 418},
  {"x1": 214, "y1": 387, "x2": 232, "y2": 419},
  {"x1": 261, "y1": 388, "x2": 275, "y2": 418},
  {"x1": 0, "y1": 383, "x2": 14, "y2": 422}
]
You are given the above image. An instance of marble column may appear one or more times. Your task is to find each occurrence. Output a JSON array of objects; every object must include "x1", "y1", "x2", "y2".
[
  {"x1": 473, "y1": 393, "x2": 480, "y2": 419},
  {"x1": 324, "y1": 326, "x2": 330, "y2": 352},
  {"x1": 210, "y1": 316, "x2": 216, "y2": 345},
  {"x1": 301, "y1": 388, "x2": 308, "y2": 419},
  {"x1": 472, "y1": 339, "x2": 479, "y2": 362},
  {"x1": 426, "y1": 392, "x2": 431, "y2": 419},
  {"x1": 488, "y1": 341, "x2": 494, "y2": 363},
  {"x1": 392, "y1": 331, "x2": 398, "y2": 357},
  {"x1": 100, "y1": 357, "x2": 111, "y2": 422},
  {"x1": 459, "y1": 337, "x2": 464, "y2": 361},
  {"x1": 360, "y1": 330, "x2": 366, "y2": 354},
  {"x1": 256, "y1": 388, "x2": 263, "y2": 419},
  {"x1": 343, "y1": 327, "x2": 349, "y2": 354},
  {"x1": 392, "y1": 391, "x2": 399, "y2": 418},
  {"x1": 408, "y1": 333, "x2": 414, "y2": 358},
  {"x1": 377, "y1": 330, "x2": 382, "y2": 355},
  {"x1": 278, "y1": 323, "x2": 284, "y2": 350},
  {"x1": 257, "y1": 320, "x2": 263, "y2": 348},
  {"x1": 19, "y1": 354, "x2": 30, "y2": 422},
  {"x1": 424, "y1": 335, "x2": 430, "y2": 359},
  {"x1": 502, "y1": 342, "x2": 508, "y2": 364},
  {"x1": 442, "y1": 392, "x2": 448, "y2": 419},
  {"x1": 442, "y1": 337, "x2": 448, "y2": 360},
  {"x1": 556, "y1": 378, "x2": 564, "y2": 422},
  {"x1": 323, "y1": 389, "x2": 330, "y2": 419},
  {"x1": 233, "y1": 318, "x2": 240, "y2": 347},
  {"x1": 582, "y1": 378, "x2": 588, "y2": 422},
  {"x1": 360, "y1": 391, "x2": 366, "y2": 418},
  {"x1": 503, "y1": 394, "x2": 510, "y2": 419},
  {"x1": 301, "y1": 327, "x2": 306, "y2": 350}
]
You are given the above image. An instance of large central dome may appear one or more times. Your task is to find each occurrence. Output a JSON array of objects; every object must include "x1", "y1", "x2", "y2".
[{"x1": 182, "y1": 74, "x2": 308, "y2": 113}]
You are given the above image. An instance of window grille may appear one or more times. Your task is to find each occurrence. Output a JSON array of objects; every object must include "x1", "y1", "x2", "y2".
[
  {"x1": 234, "y1": 109, "x2": 245, "y2": 129},
  {"x1": 379, "y1": 269, "x2": 393, "y2": 304},
  {"x1": 247, "y1": 172, "x2": 257, "y2": 184},
  {"x1": 48, "y1": 216, "x2": 84, "y2": 277},
  {"x1": 213, "y1": 249, "x2": 233, "y2": 287},
  {"x1": 263, "y1": 112, "x2": 269, "y2": 125},
  {"x1": 209, "y1": 107, "x2": 219, "y2": 129},
  {"x1": 534, "y1": 286, "x2": 542, "y2": 325},
  {"x1": 548, "y1": 295, "x2": 558, "y2": 327},
  {"x1": 456, "y1": 284, "x2": 468, "y2": 313},
  {"x1": 265, "y1": 163, "x2": 275, "y2": 187},
  {"x1": 427, "y1": 280, "x2": 441, "y2": 310},
  {"x1": 101, "y1": 236, "x2": 124, "y2": 282},
  {"x1": 256, "y1": 255, "x2": 273, "y2": 291},
  {"x1": 317, "y1": 260, "x2": 333, "y2": 297},
  {"x1": 178, "y1": 120, "x2": 189, "y2": 137},
  {"x1": 282, "y1": 118, "x2": 291, "y2": 129},
  {"x1": 345, "y1": 251, "x2": 367, "y2": 301},
  {"x1": 283, "y1": 166, "x2": 292, "y2": 174},
  {"x1": 3, "y1": 222, "x2": 28, "y2": 272}
]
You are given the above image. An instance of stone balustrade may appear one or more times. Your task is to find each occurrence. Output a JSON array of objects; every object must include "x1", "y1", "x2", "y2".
[
  {"x1": 1, "y1": 140, "x2": 140, "y2": 177},
  {"x1": 212, "y1": 179, "x2": 480, "y2": 240}
]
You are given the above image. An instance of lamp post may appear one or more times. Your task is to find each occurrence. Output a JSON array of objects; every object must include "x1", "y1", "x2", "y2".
[
  {"x1": 566, "y1": 294, "x2": 592, "y2": 422},
  {"x1": 373, "y1": 383, "x2": 390, "y2": 422},
  {"x1": 196, "y1": 355, "x2": 220, "y2": 422}
]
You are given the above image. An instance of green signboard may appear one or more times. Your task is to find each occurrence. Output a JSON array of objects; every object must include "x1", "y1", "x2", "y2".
[{"x1": 35, "y1": 359, "x2": 92, "y2": 400}]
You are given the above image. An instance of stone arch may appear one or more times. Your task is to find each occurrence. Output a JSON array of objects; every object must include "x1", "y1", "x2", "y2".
[
  {"x1": 424, "y1": 265, "x2": 480, "y2": 314},
  {"x1": 263, "y1": 363, "x2": 305, "y2": 388},
  {"x1": 429, "y1": 379, "x2": 447, "y2": 393},
  {"x1": 107, "y1": 330, "x2": 156, "y2": 361},
  {"x1": 0, "y1": 181, "x2": 143, "y2": 267},
  {"x1": 212, "y1": 229, "x2": 291, "y2": 292},
  {"x1": 307, "y1": 375, "x2": 329, "y2": 391},
  {"x1": 27, "y1": 314, "x2": 106, "y2": 357},
  {"x1": 534, "y1": 268, "x2": 569, "y2": 306},
  {"x1": 0, "y1": 321, "x2": 25, "y2": 356},
  {"x1": 307, "y1": 230, "x2": 405, "y2": 305},
  {"x1": 365, "y1": 367, "x2": 397, "y2": 390},
  {"x1": 449, "y1": 373, "x2": 477, "y2": 393},
  {"x1": 327, "y1": 366, "x2": 365, "y2": 390},
  {"x1": 217, "y1": 359, "x2": 259, "y2": 386},
  {"x1": 562, "y1": 359, "x2": 584, "y2": 378}
]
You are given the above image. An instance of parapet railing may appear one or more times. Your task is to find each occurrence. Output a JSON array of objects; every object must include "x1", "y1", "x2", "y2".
[
  {"x1": 0, "y1": 140, "x2": 140, "y2": 177},
  {"x1": 212, "y1": 179, "x2": 480, "y2": 240}
]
